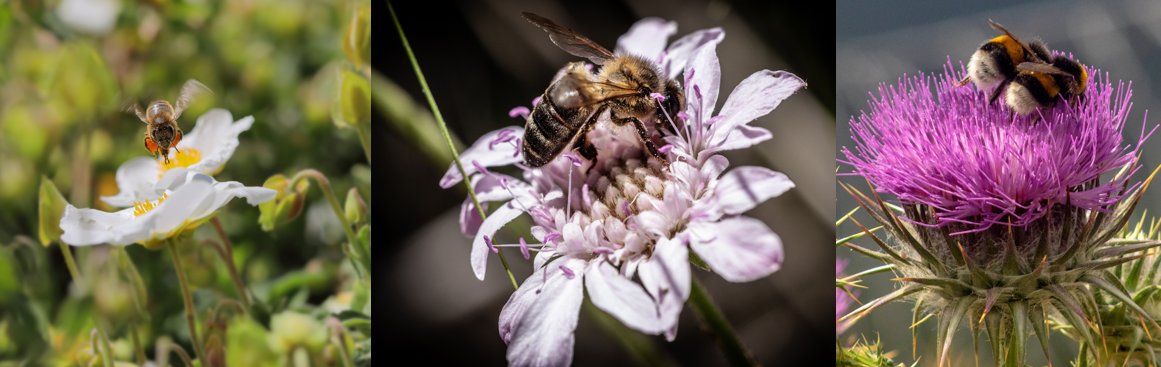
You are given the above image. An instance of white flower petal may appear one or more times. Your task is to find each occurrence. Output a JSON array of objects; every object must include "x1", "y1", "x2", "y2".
[
  {"x1": 507, "y1": 257, "x2": 585, "y2": 367},
  {"x1": 440, "y1": 127, "x2": 525, "y2": 188},
  {"x1": 154, "y1": 167, "x2": 191, "y2": 194},
  {"x1": 708, "y1": 70, "x2": 805, "y2": 150},
  {"x1": 59, "y1": 205, "x2": 131, "y2": 246},
  {"x1": 662, "y1": 28, "x2": 724, "y2": 80},
  {"x1": 101, "y1": 157, "x2": 162, "y2": 207},
  {"x1": 152, "y1": 178, "x2": 214, "y2": 234},
  {"x1": 715, "y1": 166, "x2": 794, "y2": 215},
  {"x1": 685, "y1": 42, "x2": 721, "y2": 122},
  {"x1": 471, "y1": 201, "x2": 525, "y2": 280},
  {"x1": 181, "y1": 109, "x2": 255, "y2": 176},
  {"x1": 586, "y1": 261, "x2": 663, "y2": 334},
  {"x1": 700, "y1": 155, "x2": 729, "y2": 181},
  {"x1": 636, "y1": 237, "x2": 689, "y2": 338},
  {"x1": 634, "y1": 211, "x2": 670, "y2": 239},
  {"x1": 615, "y1": 18, "x2": 677, "y2": 64},
  {"x1": 690, "y1": 217, "x2": 782, "y2": 282},
  {"x1": 702, "y1": 125, "x2": 772, "y2": 158},
  {"x1": 460, "y1": 174, "x2": 524, "y2": 237}
]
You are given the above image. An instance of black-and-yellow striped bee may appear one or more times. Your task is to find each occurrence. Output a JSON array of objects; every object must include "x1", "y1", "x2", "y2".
[{"x1": 956, "y1": 20, "x2": 1087, "y2": 116}]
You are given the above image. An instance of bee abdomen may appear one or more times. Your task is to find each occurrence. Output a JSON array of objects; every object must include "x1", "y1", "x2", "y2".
[
  {"x1": 523, "y1": 94, "x2": 579, "y2": 167},
  {"x1": 968, "y1": 42, "x2": 1019, "y2": 88},
  {"x1": 148, "y1": 100, "x2": 175, "y2": 119}
]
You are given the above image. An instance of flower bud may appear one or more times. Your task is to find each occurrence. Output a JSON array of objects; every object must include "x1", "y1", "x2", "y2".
[
  {"x1": 204, "y1": 334, "x2": 225, "y2": 367},
  {"x1": 258, "y1": 174, "x2": 309, "y2": 231},
  {"x1": 344, "y1": 187, "x2": 367, "y2": 225},
  {"x1": 342, "y1": 5, "x2": 370, "y2": 69},
  {"x1": 38, "y1": 176, "x2": 68, "y2": 246},
  {"x1": 332, "y1": 69, "x2": 370, "y2": 129},
  {"x1": 226, "y1": 317, "x2": 278, "y2": 367},
  {"x1": 267, "y1": 311, "x2": 328, "y2": 354}
]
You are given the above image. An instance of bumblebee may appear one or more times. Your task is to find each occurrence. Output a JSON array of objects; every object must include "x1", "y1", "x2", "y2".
[
  {"x1": 1005, "y1": 53, "x2": 1088, "y2": 115},
  {"x1": 956, "y1": 20, "x2": 1051, "y2": 105},
  {"x1": 519, "y1": 12, "x2": 684, "y2": 170}
]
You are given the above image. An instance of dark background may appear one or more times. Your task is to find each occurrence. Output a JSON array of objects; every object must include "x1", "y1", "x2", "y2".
[
  {"x1": 836, "y1": 0, "x2": 1161, "y2": 365},
  {"x1": 376, "y1": 0, "x2": 835, "y2": 365}
]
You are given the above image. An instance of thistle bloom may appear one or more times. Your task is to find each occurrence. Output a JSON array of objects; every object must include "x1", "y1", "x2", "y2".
[
  {"x1": 441, "y1": 18, "x2": 804, "y2": 366},
  {"x1": 838, "y1": 60, "x2": 1158, "y2": 367},
  {"x1": 102, "y1": 109, "x2": 255, "y2": 207},
  {"x1": 60, "y1": 169, "x2": 275, "y2": 249}
]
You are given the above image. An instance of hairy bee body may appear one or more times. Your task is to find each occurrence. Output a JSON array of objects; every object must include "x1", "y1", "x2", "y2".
[
  {"x1": 1006, "y1": 56, "x2": 1087, "y2": 115},
  {"x1": 520, "y1": 13, "x2": 684, "y2": 169},
  {"x1": 125, "y1": 79, "x2": 211, "y2": 164}
]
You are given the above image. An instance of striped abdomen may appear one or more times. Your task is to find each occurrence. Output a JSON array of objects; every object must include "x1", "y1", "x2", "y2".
[{"x1": 522, "y1": 86, "x2": 591, "y2": 167}]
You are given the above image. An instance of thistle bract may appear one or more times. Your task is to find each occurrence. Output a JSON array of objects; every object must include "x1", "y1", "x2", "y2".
[{"x1": 839, "y1": 60, "x2": 1159, "y2": 367}]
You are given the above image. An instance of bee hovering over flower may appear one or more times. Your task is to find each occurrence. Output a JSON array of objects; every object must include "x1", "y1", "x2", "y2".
[{"x1": 123, "y1": 79, "x2": 212, "y2": 164}]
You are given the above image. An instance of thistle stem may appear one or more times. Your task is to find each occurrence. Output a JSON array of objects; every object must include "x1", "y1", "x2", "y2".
[
  {"x1": 289, "y1": 169, "x2": 368, "y2": 285},
  {"x1": 389, "y1": 0, "x2": 519, "y2": 290},
  {"x1": 689, "y1": 276, "x2": 757, "y2": 367},
  {"x1": 167, "y1": 240, "x2": 207, "y2": 363},
  {"x1": 210, "y1": 217, "x2": 252, "y2": 310}
]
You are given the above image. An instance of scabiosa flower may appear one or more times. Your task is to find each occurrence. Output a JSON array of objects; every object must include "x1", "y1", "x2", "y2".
[
  {"x1": 102, "y1": 109, "x2": 255, "y2": 207},
  {"x1": 838, "y1": 59, "x2": 1160, "y2": 367},
  {"x1": 440, "y1": 18, "x2": 804, "y2": 366},
  {"x1": 60, "y1": 169, "x2": 275, "y2": 250}
]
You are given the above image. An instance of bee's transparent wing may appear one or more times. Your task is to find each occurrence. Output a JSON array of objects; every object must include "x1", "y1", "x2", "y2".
[
  {"x1": 173, "y1": 79, "x2": 213, "y2": 120},
  {"x1": 522, "y1": 12, "x2": 616, "y2": 65},
  {"x1": 121, "y1": 100, "x2": 148, "y2": 123},
  {"x1": 551, "y1": 72, "x2": 639, "y2": 109},
  {"x1": 1016, "y1": 62, "x2": 1069, "y2": 76}
]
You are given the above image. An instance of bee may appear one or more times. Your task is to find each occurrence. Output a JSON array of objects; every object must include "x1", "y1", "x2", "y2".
[
  {"x1": 124, "y1": 79, "x2": 212, "y2": 164},
  {"x1": 519, "y1": 12, "x2": 684, "y2": 170},
  {"x1": 955, "y1": 20, "x2": 1087, "y2": 116}
]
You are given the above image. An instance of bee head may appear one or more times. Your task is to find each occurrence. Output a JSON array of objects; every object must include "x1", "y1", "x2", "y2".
[{"x1": 1052, "y1": 58, "x2": 1087, "y2": 98}]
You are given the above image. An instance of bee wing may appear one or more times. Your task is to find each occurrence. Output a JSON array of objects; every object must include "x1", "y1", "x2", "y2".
[
  {"x1": 1017, "y1": 62, "x2": 1069, "y2": 76},
  {"x1": 172, "y1": 79, "x2": 213, "y2": 120},
  {"x1": 522, "y1": 12, "x2": 616, "y2": 65},
  {"x1": 551, "y1": 73, "x2": 639, "y2": 109},
  {"x1": 121, "y1": 100, "x2": 148, "y2": 123},
  {"x1": 989, "y1": 19, "x2": 1049, "y2": 64}
]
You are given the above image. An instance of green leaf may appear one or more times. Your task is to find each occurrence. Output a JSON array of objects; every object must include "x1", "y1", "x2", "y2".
[
  {"x1": 688, "y1": 250, "x2": 710, "y2": 271},
  {"x1": 37, "y1": 176, "x2": 68, "y2": 247},
  {"x1": 353, "y1": 338, "x2": 372, "y2": 367},
  {"x1": 356, "y1": 225, "x2": 371, "y2": 280}
]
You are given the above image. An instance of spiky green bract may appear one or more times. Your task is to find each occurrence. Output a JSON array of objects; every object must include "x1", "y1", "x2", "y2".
[
  {"x1": 839, "y1": 160, "x2": 1161, "y2": 367},
  {"x1": 837, "y1": 336, "x2": 909, "y2": 367},
  {"x1": 1058, "y1": 214, "x2": 1161, "y2": 366}
]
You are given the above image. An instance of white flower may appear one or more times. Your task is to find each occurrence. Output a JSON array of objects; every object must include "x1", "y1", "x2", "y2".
[
  {"x1": 102, "y1": 109, "x2": 255, "y2": 207},
  {"x1": 56, "y1": 0, "x2": 121, "y2": 36},
  {"x1": 61, "y1": 170, "x2": 274, "y2": 249}
]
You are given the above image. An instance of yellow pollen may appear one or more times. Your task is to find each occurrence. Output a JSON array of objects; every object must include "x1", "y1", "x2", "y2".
[
  {"x1": 158, "y1": 148, "x2": 202, "y2": 176},
  {"x1": 133, "y1": 193, "x2": 169, "y2": 216}
]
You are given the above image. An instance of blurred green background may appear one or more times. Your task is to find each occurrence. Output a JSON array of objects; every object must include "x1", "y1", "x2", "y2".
[{"x1": 0, "y1": 0, "x2": 371, "y2": 365}]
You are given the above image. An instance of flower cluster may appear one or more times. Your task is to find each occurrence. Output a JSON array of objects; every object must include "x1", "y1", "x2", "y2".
[{"x1": 442, "y1": 18, "x2": 804, "y2": 366}]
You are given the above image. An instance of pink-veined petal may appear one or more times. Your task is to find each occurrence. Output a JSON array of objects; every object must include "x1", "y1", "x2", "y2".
[
  {"x1": 685, "y1": 42, "x2": 721, "y2": 123},
  {"x1": 440, "y1": 127, "x2": 525, "y2": 188},
  {"x1": 460, "y1": 174, "x2": 528, "y2": 237},
  {"x1": 499, "y1": 259, "x2": 549, "y2": 344},
  {"x1": 615, "y1": 18, "x2": 677, "y2": 63},
  {"x1": 637, "y1": 237, "x2": 689, "y2": 340},
  {"x1": 715, "y1": 166, "x2": 794, "y2": 215},
  {"x1": 587, "y1": 261, "x2": 663, "y2": 334},
  {"x1": 460, "y1": 198, "x2": 487, "y2": 237},
  {"x1": 690, "y1": 217, "x2": 782, "y2": 282},
  {"x1": 662, "y1": 28, "x2": 724, "y2": 80},
  {"x1": 702, "y1": 125, "x2": 773, "y2": 158},
  {"x1": 633, "y1": 211, "x2": 671, "y2": 239},
  {"x1": 506, "y1": 257, "x2": 586, "y2": 367},
  {"x1": 700, "y1": 155, "x2": 729, "y2": 181},
  {"x1": 471, "y1": 201, "x2": 525, "y2": 280},
  {"x1": 709, "y1": 69, "x2": 805, "y2": 144}
]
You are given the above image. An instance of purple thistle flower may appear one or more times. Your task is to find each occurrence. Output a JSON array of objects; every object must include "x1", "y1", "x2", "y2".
[
  {"x1": 841, "y1": 59, "x2": 1149, "y2": 233},
  {"x1": 835, "y1": 259, "x2": 857, "y2": 335}
]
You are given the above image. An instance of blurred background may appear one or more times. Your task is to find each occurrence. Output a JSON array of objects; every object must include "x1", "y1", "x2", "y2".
[
  {"x1": 377, "y1": 0, "x2": 834, "y2": 365},
  {"x1": 0, "y1": 0, "x2": 369, "y2": 364},
  {"x1": 836, "y1": 0, "x2": 1161, "y2": 365}
]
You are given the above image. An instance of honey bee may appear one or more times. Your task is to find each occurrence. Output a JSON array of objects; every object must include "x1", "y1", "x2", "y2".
[
  {"x1": 520, "y1": 12, "x2": 684, "y2": 170},
  {"x1": 955, "y1": 20, "x2": 1086, "y2": 116},
  {"x1": 124, "y1": 79, "x2": 212, "y2": 164}
]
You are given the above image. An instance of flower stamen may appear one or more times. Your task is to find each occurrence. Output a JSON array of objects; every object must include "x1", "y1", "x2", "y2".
[
  {"x1": 157, "y1": 148, "x2": 203, "y2": 176},
  {"x1": 132, "y1": 193, "x2": 169, "y2": 216}
]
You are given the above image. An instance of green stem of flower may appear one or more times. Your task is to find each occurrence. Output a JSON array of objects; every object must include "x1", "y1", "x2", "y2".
[
  {"x1": 689, "y1": 276, "x2": 757, "y2": 367},
  {"x1": 159, "y1": 339, "x2": 195, "y2": 367},
  {"x1": 210, "y1": 217, "x2": 252, "y2": 311},
  {"x1": 94, "y1": 326, "x2": 114, "y2": 367},
  {"x1": 389, "y1": 0, "x2": 519, "y2": 290},
  {"x1": 58, "y1": 242, "x2": 113, "y2": 367},
  {"x1": 290, "y1": 169, "x2": 368, "y2": 285},
  {"x1": 130, "y1": 323, "x2": 146, "y2": 366},
  {"x1": 57, "y1": 241, "x2": 83, "y2": 286},
  {"x1": 332, "y1": 322, "x2": 355, "y2": 367},
  {"x1": 167, "y1": 240, "x2": 207, "y2": 364}
]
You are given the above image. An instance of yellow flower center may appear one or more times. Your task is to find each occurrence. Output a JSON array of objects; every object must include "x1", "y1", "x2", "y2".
[
  {"x1": 158, "y1": 148, "x2": 202, "y2": 175},
  {"x1": 133, "y1": 193, "x2": 169, "y2": 216}
]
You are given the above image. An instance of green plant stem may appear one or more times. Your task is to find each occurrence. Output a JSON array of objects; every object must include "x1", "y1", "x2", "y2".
[
  {"x1": 130, "y1": 324, "x2": 146, "y2": 366},
  {"x1": 167, "y1": 240, "x2": 207, "y2": 364},
  {"x1": 689, "y1": 276, "x2": 757, "y2": 367},
  {"x1": 289, "y1": 169, "x2": 368, "y2": 285},
  {"x1": 389, "y1": 0, "x2": 519, "y2": 290},
  {"x1": 159, "y1": 339, "x2": 195, "y2": 367},
  {"x1": 209, "y1": 217, "x2": 252, "y2": 310},
  {"x1": 58, "y1": 242, "x2": 113, "y2": 367},
  {"x1": 583, "y1": 299, "x2": 679, "y2": 367},
  {"x1": 331, "y1": 321, "x2": 355, "y2": 367},
  {"x1": 95, "y1": 327, "x2": 114, "y2": 367}
]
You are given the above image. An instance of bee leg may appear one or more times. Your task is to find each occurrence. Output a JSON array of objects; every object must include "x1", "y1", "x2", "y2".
[
  {"x1": 954, "y1": 75, "x2": 972, "y2": 87},
  {"x1": 988, "y1": 77, "x2": 1014, "y2": 105},
  {"x1": 612, "y1": 114, "x2": 669, "y2": 167},
  {"x1": 572, "y1": 124, "x2": 598, "y2": 175}
]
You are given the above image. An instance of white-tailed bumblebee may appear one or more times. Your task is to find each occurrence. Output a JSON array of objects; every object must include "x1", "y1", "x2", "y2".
[
  {"x1": 956, "y1": 20, "x2": 1087, "y2": 116},
  {"x1": 519, "y1": 12, "x2": 684, "y2": 170}
]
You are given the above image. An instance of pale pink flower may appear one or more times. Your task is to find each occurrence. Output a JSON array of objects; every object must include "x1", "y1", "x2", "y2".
[{"x1": 441, "y1": 17, "x2": 804, "y2": 366}]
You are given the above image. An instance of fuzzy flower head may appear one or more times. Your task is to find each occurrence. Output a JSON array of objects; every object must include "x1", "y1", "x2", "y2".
[
  {"x1": 839, "y1": 58, "x2": 1161, "y2": 367},
  {"x1": 102, "y1": 109, "x2": 255, "y2": 207},
  {"x1": 842, "y1": 59, "x2": 1145, "y2": 234},
  {"x1": 441, "y1": 18, "x2": 804, "y2": 367}
]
